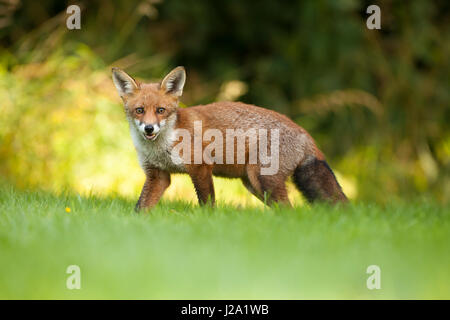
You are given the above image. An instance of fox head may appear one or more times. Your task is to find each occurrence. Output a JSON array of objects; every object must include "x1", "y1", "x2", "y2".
[{"x1": 112, "y1": 66, "x2": 186, "y2": 141}]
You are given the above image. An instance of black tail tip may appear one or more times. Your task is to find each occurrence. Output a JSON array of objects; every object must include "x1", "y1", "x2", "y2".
[{"x1": 293, "y1": 158, "x2": 348, "y2": 204}]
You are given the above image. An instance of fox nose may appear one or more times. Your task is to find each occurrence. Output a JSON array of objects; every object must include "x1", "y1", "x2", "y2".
[{"x1": 144, "y1": 124, "x2": 154, "y2": 134}]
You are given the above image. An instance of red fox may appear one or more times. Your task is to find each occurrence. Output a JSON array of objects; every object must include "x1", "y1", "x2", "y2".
[{"x1": 112, "y1": 66, "x2": 347, "y2": 210}]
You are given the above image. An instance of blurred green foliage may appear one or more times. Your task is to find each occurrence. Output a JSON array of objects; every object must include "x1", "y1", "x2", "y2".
[{"x1": 0, "y1": 0, "x2": 449, "y2": 203}]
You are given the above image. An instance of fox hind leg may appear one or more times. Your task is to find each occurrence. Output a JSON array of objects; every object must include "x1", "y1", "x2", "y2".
[
  {"x1": 241, "y1": 177, "x2": 264, "y2": 203},
  {"x1": 258, "y1": 174, "x2": 290, "y2": 206},
  {"x1": 244, "y1": 165, "x2": 290, "y2": 206}
]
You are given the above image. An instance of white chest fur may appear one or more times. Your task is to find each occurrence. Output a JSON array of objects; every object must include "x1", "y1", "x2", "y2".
[{"x1": 128, "y1": 114, "x2": 186, "y2": 173}]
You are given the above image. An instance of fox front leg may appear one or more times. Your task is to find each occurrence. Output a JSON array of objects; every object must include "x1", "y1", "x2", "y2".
[
  {"x1": 135, "y1": 169, "x2": 171, "y2": 211},
  {"x1": 186, "y1": 165, "x2": 215, "y2": 206}
]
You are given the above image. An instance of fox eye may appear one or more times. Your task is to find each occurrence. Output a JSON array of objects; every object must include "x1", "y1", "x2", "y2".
[
  {"x1": 156, "y1": 107, "x2": 165, "y2": 114},
  {"x1": 135, "y1": 107, "x2": 144, "y2": 114}
]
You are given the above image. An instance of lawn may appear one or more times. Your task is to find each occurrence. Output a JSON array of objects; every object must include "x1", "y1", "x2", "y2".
[{"x1": 0, "y1": 184, "x2": 449, "y2": 299}]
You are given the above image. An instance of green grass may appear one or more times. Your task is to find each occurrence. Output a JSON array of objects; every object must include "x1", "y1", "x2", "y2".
[{"x1": 0, "y1": 184, "x2": 449, "y2": 299}]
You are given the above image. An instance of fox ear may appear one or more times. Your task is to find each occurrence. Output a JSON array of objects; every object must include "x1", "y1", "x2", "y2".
[
  {"x1": 112, "y1": 68, "x2": 139, "y2": 98},
  {"x1": 160, "y1": 66, "x2": 186, "y2": 97}
]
